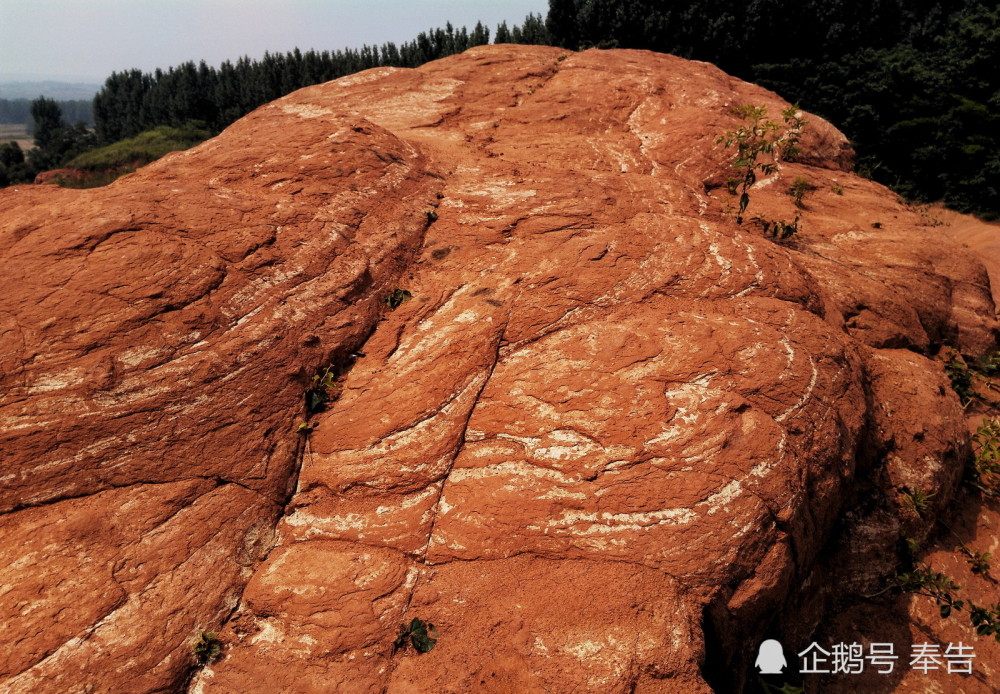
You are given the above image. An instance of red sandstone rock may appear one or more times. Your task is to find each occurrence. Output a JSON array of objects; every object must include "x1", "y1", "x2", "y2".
[
  {"x1": 2, "y1": 45, "x2": 997, "y2": 693},
  {"x1": 1, "y1": 105, "x2": 438, "y2": 692},
  {"x1": 32, "y1": 167, "x2": 80, "y2": 185}
]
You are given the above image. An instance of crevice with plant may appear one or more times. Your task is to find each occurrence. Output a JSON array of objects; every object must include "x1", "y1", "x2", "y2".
[{"x1": 716, "y1": 104, "x2": 807, "y2": 241}]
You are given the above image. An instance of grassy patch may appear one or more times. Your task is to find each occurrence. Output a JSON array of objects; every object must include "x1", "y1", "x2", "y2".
[{"x1": 67, "y1": 123, "x2": 210, "y2": 171}]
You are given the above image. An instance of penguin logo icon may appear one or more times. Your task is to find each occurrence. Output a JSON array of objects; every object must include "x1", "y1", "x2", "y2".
[{"x1": 755, "y1": 639, "x2": 787, "y2": 674}]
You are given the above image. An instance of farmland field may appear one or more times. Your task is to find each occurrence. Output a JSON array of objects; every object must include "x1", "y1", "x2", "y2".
[{"x1": 0, "y1": 123, "x2": 33, "y2": 150}]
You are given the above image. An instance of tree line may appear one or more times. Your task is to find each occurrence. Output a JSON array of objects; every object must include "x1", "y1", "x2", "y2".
[{"x1": 93, "y1": 16, "x2": 550, "y2": 142}]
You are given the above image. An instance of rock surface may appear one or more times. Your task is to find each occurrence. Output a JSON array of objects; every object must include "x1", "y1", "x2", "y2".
[
  {"x1": 1, "y1": 99, "x2": 438, "y2": 692},
  {"x1": 1, "y1": 45, "x2": 997, "y2": 693}
]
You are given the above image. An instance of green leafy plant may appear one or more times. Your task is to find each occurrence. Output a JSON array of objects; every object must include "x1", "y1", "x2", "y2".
[
  {"x1": 943, "y1": 349, "x2": 976, "y2": 405},
  {"x1": 788, "y1": 177, "x2": 816, "y2": 208},
  {"x1": 752, "y1": 214, "x2": 800, "y2": 240},
  {"x1": 831, "y1": 183, "x2": 844, "y2": 195},
  {"x1": 877, "y1": 532, "x2": 1000, "y2": 642},
  {"x1": 969, "y1": 418, "x2": 1000, "y2": 496},
  {"x1": 941, "y1": 348, "x2": 1000, "y2": 408},
  {"x1": 957, "y1": 545, "x2": 992, "y2": 576},
  {"x1": 384, "y1": 288, "x2": 413, "y2": 310},
  {"x1": 193, "y1": 631, "x2": 223, "y2": 664},
  {"x1": 896, "y1": 564, "x2": 964, "y2": 618},
  {"x1": 969, "y1": 602, "x2": 1000, "y2": 641},
  {"x1": 893, "y1": 563, "x2": 1000, "y2": 640},
  {"x1": 394, "y1": 617, "x2": 438, "y2": 653},
  {"x1": 900, "y1": 487, "x2": 935, "y2": 518},
  {"x1": 305, "y1": 364, "x2": 341, "y2": 414},
  {"x1": 297, "y1": 421, "x2": 318, "y2": 435},
  {"x1": 973, "y1": 349, "x2": 1000, "y2": 377},
  {"x1": 716, "y1": 104, "x2": 806, "y2": 225}
]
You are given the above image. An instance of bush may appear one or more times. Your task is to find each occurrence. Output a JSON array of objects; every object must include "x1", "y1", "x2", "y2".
[
  {"x1": 394, "y1": 617, "x2": 438, "y2": 653},
  {"x1": 717, "y1": 104, "x2": 806, "y2": 225},
  {"x1": 192, "y1": 631, "x2": 223, "y2": 664},
  {"x1": 67, "y1": 123, "x2": 211, "y2": 171},
  {"x1": 970, "y1": 418, "x2": 1000, "y2": 496}
]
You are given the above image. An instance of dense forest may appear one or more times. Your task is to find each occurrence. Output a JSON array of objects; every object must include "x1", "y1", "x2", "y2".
[{"x1": 2, "y1": 3, "x2": 996, "y2": 218}]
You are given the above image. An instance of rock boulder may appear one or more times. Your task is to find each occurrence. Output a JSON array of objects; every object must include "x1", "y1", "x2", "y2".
[{"x1": 1, "y1": 45, "x2": 996, "y2": 693}]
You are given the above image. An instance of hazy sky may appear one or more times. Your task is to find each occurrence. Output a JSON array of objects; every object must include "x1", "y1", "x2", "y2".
[{"x1": 1, "y1": 0, "x2": 547, "y2": 82}]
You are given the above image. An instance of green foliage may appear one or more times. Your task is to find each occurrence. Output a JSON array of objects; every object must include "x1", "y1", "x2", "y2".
[
  {"x1": 895, "y1": 560, "x2": 1000, "y2": 640},
  {"x1": 0, "y1": 141, "x2": 25, "y2": 168},
  {"x1": 831, "y1": 183, "x2": 844, "y2": 195},
  {"x1": 0, "y1": 97, "x2": 92, "y2": 128},
  {"x1": 509, "y1": 13, "x2": 551, "y2": 45},
  {"x1": 305, "y1": 364, "x2": 341, "y2": 414},
  {"x1": 394, "y1": 617, "x2": 439, "y2": 653},
  {"x1": 756, "y1": 678, "x2": 805, "y2": 694},
  {"x1": 193, "y1": 631, "x2": 223, "y2": 664},
  {"x1": 494, "y1": 21, "x2": 512, "y2": 43},
  {"x1": 969, "y1": 602, "x2": 1000, "y2": 641},
  {"x1": 896, "y1": 564, "x2": 964, "y2": 618},
  {"x1": 903, "y1": 536, "x2": 921, "y2": 558},
  {"x1": 900, "y1": 487, "x2": 935, "y2": 518},
  {"x1": 789, "y1": 177, "x2": 815, "y2": 208},
  {"x1": 943, "y1": 350, "x2": 976, "y2": 405},
  {"x1": 973, "y1": 350, "x2": 1000, "y2": 377},
  {"x1": 297, "y1": 421, "x2": 318, "y2": 435},
  {"x1": 19, "y1": 97, "x2": 99, "y2": 175},
  {"x1": 957, "y1": 545, "x2": 992, "y2": 576},
  {"x1": 425, "y1": 210, "x2": 438, "y2": 223},
  {"x1": 67, "y1": 123, "x2": 210, "y2": 171},
  {"x1": 30, "y1": 97, "x2": 64, "y2": 150},
  {"x1": 969, "y1": 417, "x2": 1000, "y2": 496},
  {"x1": 717, "y1": 104, "x2": 805, "y2": 225},
  {"x1": 753, "y1": 215, "x2": 800, "y2": 241},
  {"x1": 384, "y1": 288, "x2": 413, "y2": 310},
  {"x1": 91, "y1": 15, "x2": 536, "y2": 143},
  {"x1": 0, "y1": 141, "x2": 30, "y2": 186}
]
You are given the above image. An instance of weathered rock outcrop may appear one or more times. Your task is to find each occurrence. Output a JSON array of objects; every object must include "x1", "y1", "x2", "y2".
[
  {"x1": 1, "y1": 46, "x2": 996, "y2": 693},
  {"x1": 1, "y1": 103, "x2": 439, "y2": 692}
]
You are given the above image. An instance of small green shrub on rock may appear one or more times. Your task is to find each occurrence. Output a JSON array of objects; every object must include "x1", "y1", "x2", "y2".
[
  {"x1": 970, "y1": 418, "x2": 1000, "y2": 496},
  {"x1": 193, "y1": 631, "x2": 223, "y2": 664},
  {"x1": 716, "y1": 104, "x2": 806, "y2": 225},
  {"x1": 394, "y1": 617, "x2": 438, "y2": 653},
  {"x1": 384, "y1": 288, "x2": 413, "y2": 310}
]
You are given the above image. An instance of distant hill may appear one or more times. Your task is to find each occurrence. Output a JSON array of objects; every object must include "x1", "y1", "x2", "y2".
[{"x1": 0, "y1": 81, "x2": 100, "y2": 100}]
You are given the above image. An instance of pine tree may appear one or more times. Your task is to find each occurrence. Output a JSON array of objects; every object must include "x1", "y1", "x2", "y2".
[
  {"x1": 494, "y1": 20, "x2": 512, "y2": 43},
  {"x1": 30, "y1": 97, "x2": 63, "y2": 150}
]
